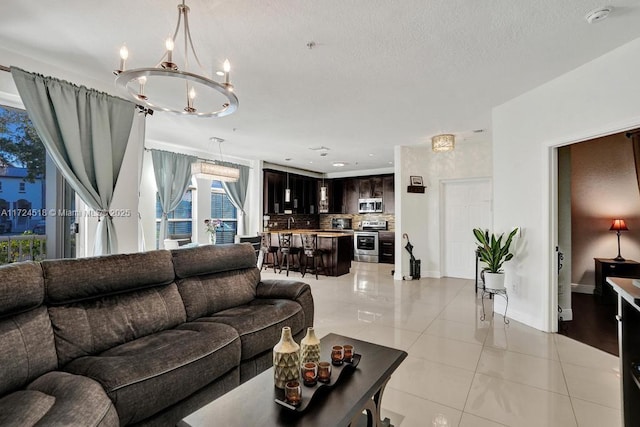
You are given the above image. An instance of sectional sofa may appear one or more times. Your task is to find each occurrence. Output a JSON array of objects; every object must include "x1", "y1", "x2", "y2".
[{"x1": 0, "y1": 243, "x2": 313, "y2": 426}]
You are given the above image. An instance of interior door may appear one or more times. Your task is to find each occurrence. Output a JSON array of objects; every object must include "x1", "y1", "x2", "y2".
[{"x1": 442, "y1": 179, "x2": 492, "y2": 278}]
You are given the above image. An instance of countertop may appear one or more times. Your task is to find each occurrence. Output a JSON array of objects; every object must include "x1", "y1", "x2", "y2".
[{"x1": 267, "y1": 229, "x2": 353, "y2": 238}]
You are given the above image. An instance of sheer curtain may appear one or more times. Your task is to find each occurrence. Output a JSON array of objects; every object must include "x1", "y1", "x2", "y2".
[
  {"x1": 151, "y1": 150, "x2": 196, "y2": 248},
  {"x1": 11, "y1": 67, "x2": 136, "y2": 255},
  {"x1": 221, "y1": 162, "x2": 250, "y2": 235}
]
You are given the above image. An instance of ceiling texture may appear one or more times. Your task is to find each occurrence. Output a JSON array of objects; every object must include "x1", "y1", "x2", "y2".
[{"x1": 1, "y1": 0, "x2": 640, "y2": 174}]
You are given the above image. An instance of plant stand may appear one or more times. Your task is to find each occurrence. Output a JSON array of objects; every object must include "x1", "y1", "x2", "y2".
[{"x1": 480, "y1": 287, "x2": 509, "y2": 324}]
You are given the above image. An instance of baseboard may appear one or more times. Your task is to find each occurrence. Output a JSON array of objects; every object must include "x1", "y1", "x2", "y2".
[
  {"x1": 492, "y1": 300, "x2": 546, "y2": 331},
  {"x1": 571, "y1": 283, "x2": 595, "y2": 294}
]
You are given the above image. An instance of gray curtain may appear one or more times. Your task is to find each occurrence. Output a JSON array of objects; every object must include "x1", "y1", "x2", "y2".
[
  {"x1": 11, "y1": 67, "x2": 135, "y2": 255},
  {"x1": 151, "y1": 150, "x2": 196, "y2": 248},
  {"x1": 221, "y1": 162, "x2": 250, "y2": 235}
]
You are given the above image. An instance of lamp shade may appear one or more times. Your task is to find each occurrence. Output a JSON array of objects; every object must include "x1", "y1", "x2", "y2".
[
  {"x1": 191, "y1": 161, "x2": 239, "y2": 182},
  {"x1": 432, "y1": 134, "x2": 455, "y2": 152},
  {"x1": 609, "y1": 219, "x2": 629, "y2": 232}
]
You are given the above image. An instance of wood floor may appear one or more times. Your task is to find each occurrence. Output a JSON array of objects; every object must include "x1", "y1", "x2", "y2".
[{"x1": 558, "y1": 292, "x2": 618, "y2": 356}]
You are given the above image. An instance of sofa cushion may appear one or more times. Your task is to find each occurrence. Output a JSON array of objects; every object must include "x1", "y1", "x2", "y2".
[
  {"x1": 171, "y1": 243, "x2": 257, "y2": 278},
  {"x1": 0, "y1": 306, "x2": 58, "y2": 396},
  {"x1": 43, "y1": 250, "x2": 174, "y2": 304},
  {"x1": 48, "y1": 283, "x2": 187, "y2": 366},
  {"x1": 0, "y1": 371, "x2": 119, "y2": 427},
  {"x1": 0, "y1": 261, "x2": 43, "y2": 319},
  {"x1": 198, "y1": 299, "x2": 305, "y2": 360},
  {"x1": 63, "y1": 321, "x2": 240, "y2": 425}
]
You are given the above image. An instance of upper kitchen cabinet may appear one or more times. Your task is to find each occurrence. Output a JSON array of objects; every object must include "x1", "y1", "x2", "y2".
[
  {"x1": 264, "y1": 170, "x2": 284, "y2": 214},
  {"x1": 263, "y1": 169, "x2": 319, "y2": 214},
  {"x1": 382, "y1": 175, "x2": 394, "y2": 213},
  {"x1": 344, "y1": 178, "x2": 360, "y2": 214}
]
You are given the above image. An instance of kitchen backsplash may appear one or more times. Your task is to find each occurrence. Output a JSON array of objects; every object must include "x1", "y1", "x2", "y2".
[
  {"x1": 319, "y1": 213, "x2": 395, "y2": 231},
  {"x1": 263, "y1": 213, "x2": 395, "y2": 231}
]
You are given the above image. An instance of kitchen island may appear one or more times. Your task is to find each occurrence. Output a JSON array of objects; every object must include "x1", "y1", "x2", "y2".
[{"x1": 268, "y1": 230, "x2": 353, "y2": 276}]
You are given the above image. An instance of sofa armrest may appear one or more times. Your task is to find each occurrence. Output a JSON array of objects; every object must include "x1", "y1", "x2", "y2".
[
  {"x1": 256, "y1": 280, "x2": 310, "y2": 300},
  {"x1": 256, "y1": 280, "x2": 314, "y2": 328}
]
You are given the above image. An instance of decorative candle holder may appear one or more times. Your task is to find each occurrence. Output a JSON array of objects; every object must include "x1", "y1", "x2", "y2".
[
  {"x1": 331, "y1": 345, "x2": 344, "y2": 366},
  {"x1": 343, "y1": 344, "x2": 354, "y2": 363},
  {"x1": 284, "y1": 380, "x2": 302, "y2": 407},
  {"x1": 301, "y1": 362, "x2": 318, "y2": 386},
  {"x1": 317, "y1": 361, "x2": 332, "y2": 383}
]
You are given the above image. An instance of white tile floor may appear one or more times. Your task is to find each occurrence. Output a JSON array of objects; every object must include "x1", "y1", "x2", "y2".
[{"x1": 262, "y1": 261, "x2": 622, "y2": 427}]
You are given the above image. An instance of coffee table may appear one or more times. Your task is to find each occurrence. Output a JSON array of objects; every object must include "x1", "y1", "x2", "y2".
[{"x1": 178, "y1": 333, "x2": 407, "y2": 427}]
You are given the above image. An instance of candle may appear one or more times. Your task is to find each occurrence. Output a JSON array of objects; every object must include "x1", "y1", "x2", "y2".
[
  {"x1": 331, "y1": 345, "x2": 344, "y2": 366},
  {"x1": 285, "y1": 380, "x2": 301, "y2": 406},
  {"x1": 318, "y1": 361, "x2": 331, "y2": 383},
  {"x1": 301, "y1": 362, "x2": 317, "y2": 386},
  {"x1": 343, "y1": 344, "x2": 354, "y2": 363}
]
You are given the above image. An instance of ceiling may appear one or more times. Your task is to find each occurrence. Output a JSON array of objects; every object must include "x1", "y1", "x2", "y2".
[{"x1": 1, "y1": 0, "x2": 640, "y2": 174}]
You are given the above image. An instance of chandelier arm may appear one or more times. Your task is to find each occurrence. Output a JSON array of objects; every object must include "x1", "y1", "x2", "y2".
[{"x1": 183, "y1": 10, "x2": 207, "y2": 75}]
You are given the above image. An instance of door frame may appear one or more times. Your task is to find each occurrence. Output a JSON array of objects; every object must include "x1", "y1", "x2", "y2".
[{"x1": 439, "y1": 177, "x2": 493, "y2": 279}]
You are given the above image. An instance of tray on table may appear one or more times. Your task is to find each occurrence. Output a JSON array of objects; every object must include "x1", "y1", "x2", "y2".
[{"x1": 274, "y1": 354, "x2": 361, "y2": 412}]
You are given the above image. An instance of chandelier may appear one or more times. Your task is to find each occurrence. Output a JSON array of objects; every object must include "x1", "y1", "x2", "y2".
[
  {"x1": 114, "y1": 0, "x2": 238, "y2": 117},
  {"x1": 432, "y1": 134, "x2": 455, "y2": 152},
  {"x1": 191, "y1": 137, "x2": 239, "y2": 182}
]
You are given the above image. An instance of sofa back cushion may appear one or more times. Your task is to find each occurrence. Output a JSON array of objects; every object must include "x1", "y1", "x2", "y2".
[
  {"x1": 0, "y1": 262, "x2": 58, "y2": 396},
  {"x1": 42, "y1": 251, "x2": 186, "y2": 366},
  {"x1": 172, "y1": 244, "x2": 260, "y2": 321}
]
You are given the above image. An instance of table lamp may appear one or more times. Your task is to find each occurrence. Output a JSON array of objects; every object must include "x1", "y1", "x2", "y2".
[{"x1": 609, "y1": 219, "x2": 629, "y2": 262}]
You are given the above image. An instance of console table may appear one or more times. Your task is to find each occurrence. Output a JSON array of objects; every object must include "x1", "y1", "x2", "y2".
[
  {"x1": 607, "y1": 277, "x2": 640, "y2": 426},
  {"x1": 594, "y1": 258, "x2": 640, "y2": 304}
]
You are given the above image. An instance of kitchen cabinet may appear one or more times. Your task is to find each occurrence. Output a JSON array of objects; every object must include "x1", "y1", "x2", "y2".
[
  {"x1": 378, "y1": 231, "x2": 395, "y2": 264},
  {"x1": 382, "y1": 175, "x2": 394, "y2": 213},
  {"x1": 358, "y1": 176, "x2": 383, "y2": 199},
  {"x1": 344, "y1": 178, "x2": 359, "y2": 214},
  {"x1": 264, "y1": 170, "x2": 318, "y2": 214},
  {"x1": 323, "y1": 179, "x2": 345, "y2": 214}
]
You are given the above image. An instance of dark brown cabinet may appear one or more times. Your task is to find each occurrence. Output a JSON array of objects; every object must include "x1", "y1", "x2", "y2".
[
  {"x1": 594, "y1": 258, "x2": 640, "y2": 303},
  {"x1": 263, "y1": 170, "x2": 318, "y2": 214},
  {"x1": 344, "y1": 178, "x2": 359, "y2": 214},
  {"x1": 379, "y1": 231, "x2": 395, "y2": 264},
  {"x1": 382, "y1": 175, "x2": 394, "y2": 213}
]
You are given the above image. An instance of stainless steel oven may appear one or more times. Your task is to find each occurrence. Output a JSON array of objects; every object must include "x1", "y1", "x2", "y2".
[
  {"x1": 354, "y1": 231, "x2": 379, "y2": 263},
  {"x1": 354, "y1": 220, "x2": 387, "y2": 263}
]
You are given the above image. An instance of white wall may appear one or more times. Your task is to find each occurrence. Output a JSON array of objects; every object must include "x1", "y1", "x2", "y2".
[
  {"x1": 395, "y1": 139, "x2": 492, "y2": 280},
  {"x1": 493, "y1": 36, "x2": 640, "y2": 332}
]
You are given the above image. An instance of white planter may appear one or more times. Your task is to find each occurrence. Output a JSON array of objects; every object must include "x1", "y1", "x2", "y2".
[{"x1": 484, "y1": 272, "x2": 506, "y2": 290}]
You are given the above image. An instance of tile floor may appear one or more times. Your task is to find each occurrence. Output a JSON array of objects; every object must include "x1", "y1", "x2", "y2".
[{"x1": 261, "y1": 261, "x2": 622, "y2": 427}]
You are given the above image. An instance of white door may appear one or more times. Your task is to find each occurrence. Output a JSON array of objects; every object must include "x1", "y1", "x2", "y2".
[{"x1": 442, "y1": 179, "x2": 492, "y2": 279}]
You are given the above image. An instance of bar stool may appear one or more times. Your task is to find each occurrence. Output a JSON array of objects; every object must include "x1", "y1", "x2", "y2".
[
  {"x1": 259, "y1": 232, "x2": 279, "y2": 273},
  {"x1": 300, "y1": 233, "x2": 327, "y2": 280},
  {"x1": 278, "y1": 232, "x2": 300, "y2": 276}
]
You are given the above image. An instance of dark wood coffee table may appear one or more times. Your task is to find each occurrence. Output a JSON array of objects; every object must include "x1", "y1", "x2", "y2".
[{"x1": 178, "y1": 333, "x2": 407, "y2": 427}]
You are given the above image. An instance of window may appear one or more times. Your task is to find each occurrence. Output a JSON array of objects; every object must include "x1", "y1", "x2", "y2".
[
  {"x1": 155, "y1": 188, "x2": 193, "y2": 248},
  {"x1": 0, "y1": 104, "x2": 75, "y2": 259},
  {"x1": 210, "y1": 180, "x2": 237, "y2": 244}
]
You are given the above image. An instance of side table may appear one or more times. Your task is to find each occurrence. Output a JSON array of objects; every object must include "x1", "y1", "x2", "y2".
[{"x1": 480, "y1": 287, "x2": 509, "y2": 324}]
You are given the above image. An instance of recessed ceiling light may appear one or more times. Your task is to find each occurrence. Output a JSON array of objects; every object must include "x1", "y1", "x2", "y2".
[
  {"x1": 368, "y1": 153, "x2": 374, "y2": 157},
  {"x1": 585, "y1": 6, "x2": 613, "y2": 24},
  {"x1": 332, "y1": 162, "x2": 346, "y2": 167},
  {"x1": 388, "y1": 161, "x2": 393, "y2": 165}
]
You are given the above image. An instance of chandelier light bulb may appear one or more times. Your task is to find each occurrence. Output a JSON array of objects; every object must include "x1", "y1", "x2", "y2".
[
  {"x1": 223, "y1": 59, "x2": 231, "y2": 84},
  {"x1": 137, "y1": 76, "x2": 147, "y2": 99},
  {"x1": 165, "y1": 37, "x2": 175, "y2": 63},
  {"x1": 189, "y1": 87, "x2": 196, "y2": 100},
  {"x1": 118, "y1": 45, "x2": 129, "y2": 72}
]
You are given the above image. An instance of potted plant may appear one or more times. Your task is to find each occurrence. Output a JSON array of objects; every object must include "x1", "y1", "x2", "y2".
[{"x1": 473, "y1": 227, "x2": 518, "y2": 290}]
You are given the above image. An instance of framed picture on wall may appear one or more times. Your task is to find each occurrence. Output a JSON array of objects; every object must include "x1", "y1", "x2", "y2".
[{"x1": 410, "y1": 176, "x2": 423, "y2": 186}]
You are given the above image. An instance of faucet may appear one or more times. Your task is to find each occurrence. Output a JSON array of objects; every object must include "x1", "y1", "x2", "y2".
[{"x1": 287, "y1": 217, "x2": 295, "y2": 230}]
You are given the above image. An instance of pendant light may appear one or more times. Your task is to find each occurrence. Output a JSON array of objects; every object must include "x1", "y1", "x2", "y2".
[
  {"x1": 320, "y1": 176, "x2": 327, "y2": 202},
  {"x1": 285, "y1": 172, "x2": 291, "y2": 203}
]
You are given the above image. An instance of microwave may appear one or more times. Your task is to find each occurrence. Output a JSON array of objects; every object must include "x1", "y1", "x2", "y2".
[{"x1": 358, "y1": 198, "x2": 383, "y2": 213}]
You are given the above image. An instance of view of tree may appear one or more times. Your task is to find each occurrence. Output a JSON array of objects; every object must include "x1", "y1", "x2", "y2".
[{"x1": 0, "y1": 106, "x2": 45, "y2": 182}]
